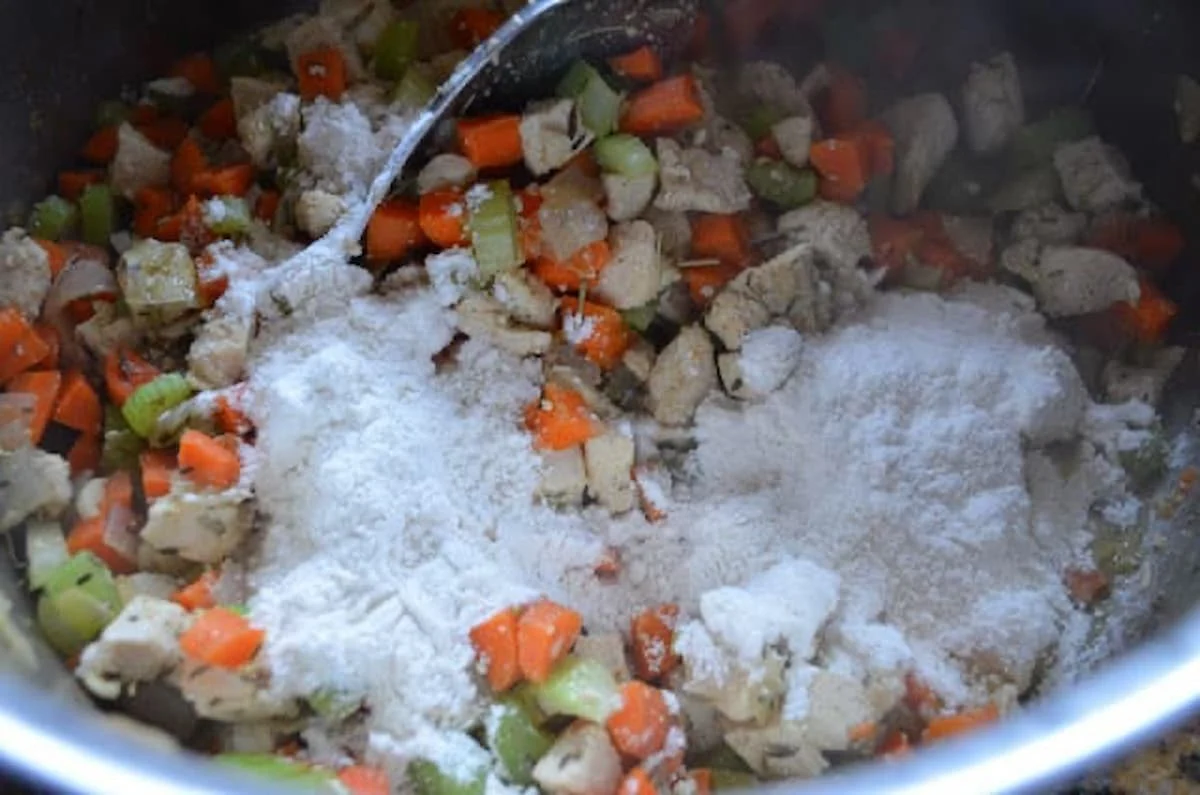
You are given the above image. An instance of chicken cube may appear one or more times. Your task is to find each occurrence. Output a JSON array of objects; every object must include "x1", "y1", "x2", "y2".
[
  {"x1": 238, "y1": 93, "x2": 302, "y2": 169},
  {"x1": 744, "y1": 244, "x2": 813, "y2": 316},
  {"x1": 725, "y1": 721, "x2": 827, "y2": 779},
  {"x1": 0, "y1": 228, "x2": 51, "y2": 319},
  {"x1": 574, "y1": 633, "x2": 631, "y2": 683},
  {"x1": 643, "y1": 207, "x2": 692, "y2": 259},
  {"x1": 230, "y1": 76, "x2": 288, "y2": 120},
  {"x1": 536, "y1": 446, "x2": 588, "y2": 508},
  {"x1": 1032, "y1": 246, "x2": 1141, "y2": 317},
  {"x1": 456, "y1": 294, "x2": 553, "y2": 357},
  {"x1": 76, "y1": 302, "x2": 139, "y2": 359},
  {"x1": 701, "y1": 115, "x2": 755, "y2": 166},
  {"x1": 705, "y1": 286, "x2": 771, "y2": 351},
  {"x1": 647, "y1": 325, "x2": 717, "y2": 426},
  {"x1": 654, "y1": 139, "x2": 752, "y2": 215},
  {"x1": 594, "y1": 221, "x2": 662, "y2": 311},
  {"x1": 77, "y1": 596, "x2": 191, "y2": 700},
  {"x1": 493, "y1": 270, "x2": 557, "y2": 329},
  {"x1": 520, "y1": 98, "x2": 592, "y2": 177},
  {"x1": 0, "y1": 450, "x2": 70, "y2": 532},
  {"x1": 417, "y1": 154, "x2": 478, "y2": 195},
  {"x1": 175, "y1": 659, "x2": 299, "y2": 722},
  {"x1": 584, "y1": 432, "x2": 636, "y2": 515},
  {"x1": 962, "y1": 52, "x2": 1025, "y2": 154},
  {"x1": 1054, "y1": 137, "x2": 1143, "y2": 213},
  {"x1": 602, "y1": 173, "x2": 657, "y2": 223},
  {"x1": 777, "y1": 201, "x2": 871, "y2": 274},
  {"x1": 737, "y1": 61, "x2": 810, "y2": 116},
  {"x1": 294, "y1": 189, "x2": 347, "y2": 239},
  {"x1": 532, "y1": 722, "x2": 622, "y2": 795},
  {"x1": 537, "y1": 196, "x2": 608, "y2": 263},
  {"x1": 109, "y1": 124, "x2": 171, "y2": 200},
  {"x1": 284, "y1": 14, "x2": 366, "y2": 82},
  {"x1": 75, "y1": 478, "x2": 107, "y2": 521},
  {"x1": 140, "y1": 488, "x2": 253, "y2": 564},
  {"x1": 622, "y1": 340, "x2": 656, "y2": 383},
  {"x1": 803, "y1": 670, "x2": 874, "y2": 750},
  {"x1": 1012, "y1": 203, "x2": 1088, "y2": 245},
  {"x1": 187, "y1": 311, "x2": 254, "y2": 390},
  {"x1": 882, "y1": 93, "x2": 960, "y2": 215},
  {"x1": 999, "y1": 238, "x2": 1042, "y2": 284},
  {"x1": 718, "y1": 326, "x2": 804, "y2": 400},
  {"x1": 1103, "y1": 347, "x2": 1187, "y2": 407},
  {"x1": 772, "y1": 115, "x2": 815, "y2": 169}
]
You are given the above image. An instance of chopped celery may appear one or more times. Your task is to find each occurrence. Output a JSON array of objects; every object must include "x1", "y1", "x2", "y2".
[
  {"x1": 307, "y1": 688, "x2": 364, "y2": 721},
  {"x1": 487, "y1": 698, "x2": 554, "y2": 785},
  {"x1": 557, "y1": 61, "x2": 623, "y2": 136},
  {"x1": 738, "y1": 105, "x2": 785, "y2": 142},
  {"x1": 40, "y1": 553, "x2": 121, "y2": 609},
  {"x1": 25, "y1": 520, "x2": 68, "y2": 591},
  {"x1": 118, "y1": 239, "x2": 199, "y2": 323},
  {"x1": 204, "y1": 196, "x2": 253, "y2": 236},
  {"x1": 532, "y1": 655, "x2": 622, "y2": 724},
  {"x1": 1119, "y1": 430, "x2": 1168, "y2": 491},
  {"x1": 595, "y1": 135, "x2": 658, "y2": 178},
  {"x1": 394, "y1": 64, "x2": 438, "y2": 108},
  {"x1": 745, "y1": 160, "x2": 818, "y2": 210},
  {"x1": 79, "y1": 184, "x2": 115, "y2": 247},
  {"x1": 223, "y1": 604, "x2": 250, "y2": 617},
  {"x1": 29, "y1": 195, "x2": 78, "y2": 241},
  {"x1": 711, "y1": 770, "x2": 759, "y2": 790},
  {"x1": 217, "y1": 754, "x2": 337, "y2": 789},
  {"x1": 469, "y1": 180, "x2": 522, "y2": 277},
  {"x1": 101, "y1": 426, "x2": 144, "y2": 472},
  {"x1": 374, "y1": 20, "x2": 421, "y2": 81},
  {"x1": 620, "y1": 303, "x2": 658, "y2": 333},
  {"x1": 37, "y1": 586, "x2": 117, "y2": 657},
  {"x1": 121, "y1": 373, "x2": 193, "y2": 439},
  {"x1": 95, "y1": 100, "x2": 130, "y2": 128},
  {"x1": 408, "y1": 759, "x2": 487, "y2": 795},
  {"x1": 557, "y1": 61, "x2": 599, "y2": 100},
  {"x1": 1008, "y1": 107, "x2": 1095, "y2": 170}
]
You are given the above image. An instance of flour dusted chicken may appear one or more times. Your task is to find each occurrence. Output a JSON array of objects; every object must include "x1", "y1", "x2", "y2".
[
  {"x1": 418, "y1": 154, "x2": 478, "y2": 194},
  {"x1": 230, "y1": 76, "x2": 288, "y2": 120},
  {"x1": 772, "y1": 115, "x2": 815, "y2": 169},
  {"x1": 594, "y1": 220, "x2": 661, "y2": 310},
  {"x1": 1103, "y1": 347, "x2": 1187, "y2": 407},
  {"x1": 520, "y1": 98, "x2": 591, "y2": 176},
  {"x1": 882, "y1": 94, "x2": 959, "y2": 215},
  {"x1": 140, "y1": 486, "x2": 253, "y2": 564},
  {"x1": 962, "y1": 52, "x2": 1025, "y2": 154},
  {"x1": 238, "y1": 93, "x2": 302, "y2": 168},
  {"x1": 1054, "y1": 136, "x2": 1144, "y2": 213},
  {"x1": 77, "y1": 597, "x2": 192, "y2": 700},
  {"x1": 176, "y1": 659, "x2": 299, "y2": 722},
  {"x1": 654, "y1": 138, "x2": 752, "y2": 214},
  {"x1": 109, "y1": 124, "x2": 171, "y2": 199},
  {"x1": 644, "y1": 207, "x2": 691, "y2": 259},
  {"x1": 718, "y1": 326, "x2": 804, "y2": 400},
  {"x1": 456, "y1": 293, "x2": 553, "y2": 356},
  {"x1": 584, "y1": 431, "x2": 636, "y2": 514},
  {"x1": 76, "y1": 302, "x2": 139, "y2": 357},
  {"x1": 1012, "y1": 203, "x2": 1088, "y2": 245},
  {"x1": 777, "y1": 201, "x2": 870, "y2": 274},
  {"x1": 294, "y1": 189, "x2": 347, "y2": 238},
  {"x1": 738, "y1": 61, "x2": 811, "y2": 117},
  {"x1": 647, "y1": 325, "x2": 717, "y2": 426},
  {"x1": 537, "y1": 446, "x2": 588, "y2": 508},
  {"x1": 1030, "y1": 246, "x2": 1141, "y2": 317},
  {"x1": 532, "y1": 722, "x2": 622, "y2": 795},
  {"x1": 492, "y1": 270, "x2": 557, "y2": 329},
  {"x1": 0, "y1": 228, "x2": 51, "y2": 318},
  {"x1": 705, "y1": 284, "x2": 771, "y2": 351},
  {"x1": 603, "y1": 173, "x2": 657, "y2": 222},
  {"x1": 187, "y1": 311, "x2": 254, "y2": 390},
  {"x1": 0, "y1": 450, "x2": 70, "y2": 532}
]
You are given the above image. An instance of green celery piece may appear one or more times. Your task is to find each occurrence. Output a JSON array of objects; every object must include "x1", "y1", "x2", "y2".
[
  {"x1": 101, "y1": 428, "x2": 144, "y2": 474},
  {"x1": 29, "y1": 196, "x2": 78, "y2": 241},
  {"x1": 469, "y1": 181, "x2": 522, "y2": 277},
  {"x1": 487, "y1": 698, "x2": 554, "y2": 785},
  {"x1": 25, "y1": 521, "x2": 68, "y2": 592},
  {"x1": 95, "y1": 101, "x2": 131, "y2": 128},
  {"x1": 394, "y1": 64, "x2": 438, "y2": 108},
  {"x1": 37, "y1": 587, "x2": 118, "y2": 656},
  {"x1": 224, "y1": 604, "x2": 250, "y2": 617},
  {"x1": 40, "y1": 553, "x2": 121, "y2": 609},
  {"x1": 1119, "y1": 430, "x2": 1168, "y2": 491},
  {"x1": 217, "y1": 754, "x2": 337, "y2": 790},
  {"x1": 79, "y1": 184, "x2": 115, "y2": 247},
  {"x1": 1008, "y1": 107, "x2": 1095, "y2": 171},
  {"x1": 205, "y1": 196, "x2": 253, "y2": 236},
  {"x1": 531, "y1": 655, "x2": 621, "y2": 723},
  {"x1": 745, "y1": 160, "x2": 818, "y2": 209},
  {"x1": 307, "y1": 688, "x2": 364, "y2": 721},
  {"x1": 375, "y1": 20, "x2": 421, "y2": 81},
  {"x1": 577, "y1": 71, "x2": 624, "y2": 137},
  {"x1": 620, "y1": 303, "x2": 658, "y2": 333},
  {"x1": 738, "y1": 104, "x2": 785, "y2": 142},
  {"x1": 118, "y1": 239, "x2": 199, "y2": 321},
  {"x1": 121, "y1": 373, "x2": 193, "y2": 439},
  {"x1": 557, "y1": 60, "x2": 599, "y2": 100},
  {"x1": 711, "y1": 770, "x2": 758, "y2": 790},
  {"x1": 408, "y1": 760, "x2": 487, "y2": 795},
  {"x1": 595, "y1": 135, "x2": 658, "y2": 177}
]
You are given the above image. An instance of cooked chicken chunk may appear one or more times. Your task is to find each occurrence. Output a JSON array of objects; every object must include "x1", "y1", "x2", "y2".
[
  {"x1": 0, "y1": 228, "x2": 52, "y2": 318},
  {"x1": 772, "y1": 115, "x2": 815, "y2": 169},
  {"x1": 705, "y1": 285, "x2": 771, "y2": 351},
  {"x1": 0, "y1": 450, "x2": 71, "y2": 532},
  {"x1": 1011, "y1": 203, "x2": 1088, "y2": 245},
  {"x1": 417, "y1": 154, "x2": 478, "y2": 195},
  {"x1": 520, "y1": 98, "x2": 591, "y2": 177},
  {"x1": 77, "y1": 597, "x2": 192, "y2": 700},
  {"x1": 187, "y1": 311, "x2": 254, "y2": 390},
  {"x1": 594, "y1": 220, "x2": 661, "y2": 310},
  {"x1": 230, "y1": 76, "x2": 289, "y2": 120},
  {"x1": 1031, "y1": 246, "x2": 1141, "y2": 317},
  {"x1": 76, "y1": 302, "x2": 140, "y2": 358},
  {"x1": 654, "y1": 139, "x2": 752, "y2": 214},
  {"x1": 492, "y1": 270, "x2": 557, "y2": 329},
  {"x1": 110, "y1": 124, "x2": 171, "y2": 199},
  {"x1": 882, "y1": 94, "x2": 960, "y2": 215},
  {"x1": 738, "y1": 61, "x2": 811, "y2": 116},
  {"x1": 1054, "y1": 137, "x2": 1143, "y2": 213},
  {"x1": 777, "y1": 201, "x2": 871, "y2": 273},
  {"x1": 294, "y1": 189, "x2": 347, "y2": 238},
  {"x1": 584, "y1": 432, "x2": 636, "y2": 514},
  {"x1": 718, "y1": 326, "x2": 804, "y2": 399},
  {"x1": 456, "y1": 294, "x2": 553, "y2": 357},
  {"x1": 175, "y1": 659, "x2": 299, "y2": 722},
  {"x1": 238, "y1": 94, "x2": 302, "y2": 169},
  {"x1": 532, "y1": 722, "x2": 622, "y2": 795},
  {"x1": 647, "y1": 325, "x2": 717, "y2": 426},
  {"x1": 643, "y1": 207, "x2": 692, "y2": 259},
  {"x1": 536, "y1": 446, "x2": 588, "y2": 508},
  {"x1": 1103, "y1": 347, "x2": 1187, "y2": 407},
  {"x1": 140, "y1": 487, "x2": 253, "y2": 564},
  {"x1": 962, "y1": 52, "x2": 1025, "y2": 154}
]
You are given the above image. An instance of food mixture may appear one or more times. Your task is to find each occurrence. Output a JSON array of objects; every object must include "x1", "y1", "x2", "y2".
[{"x1": 0, "y1": 0, "x2": 1191, "y2": 793}]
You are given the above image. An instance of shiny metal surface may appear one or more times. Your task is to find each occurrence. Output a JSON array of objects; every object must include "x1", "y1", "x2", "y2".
[{"x1": 0, "y1": 0, "x2": 1199, "y2": 792}]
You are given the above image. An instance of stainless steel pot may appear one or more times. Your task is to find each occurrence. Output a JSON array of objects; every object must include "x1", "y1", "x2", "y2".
[{"x1": 2, "y1": 0, "x2": 1200, "y2": 792}]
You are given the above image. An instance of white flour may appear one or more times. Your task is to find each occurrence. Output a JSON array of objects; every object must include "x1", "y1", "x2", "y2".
[{"x1": 245, "y1": 269, "x2": 1140, "y2": 769}]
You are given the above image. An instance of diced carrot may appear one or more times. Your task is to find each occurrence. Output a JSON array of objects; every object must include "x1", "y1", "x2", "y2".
[
  {"x1": 810, "y1": 137, "x2": 869, "y2": 203},
  {"x1": 57, "y1": 170, "x2": 106, "y2": 202},
  {"x1": 179, "y1": 607, "x2": 265, "y2": 669},
  {"x1": 178, "y1": 429, "x2": 242, "y2": 490},
  {"x1": 524, "y1": 383, "x2": 603, "y2": 452},
  {"x1": 618, "y1": 767, "x2": 657, "y2": 795},
  {"x1": 691, "y1": 214, "x2": 753, "y2": 269},
  {"x1": 81, "y1": 126, "x2": 119, "y2": 165},
  {"x1": 922, "y1": 704, "x2": 1000, "y2": 743},
  {"x1": 1114, "y1": 279, "x2": 1178, "y2": 344},
  {"x1": 457, "y1": 115, "x2": 524, "y2": 170},
  {"x1": 171, "y1": 137, "x2": 207, "y2": 195},
  {"x1": 1087, "y1": 214, "x2": 1185, "y2": 270},
  {"x1": 682, "y1": 264, "x2": 740, "y2": 307},
  {"x1": 337, "y1": 765, "x2": 390, "y2": 795},
  {"x1": 129, "y1": 103, "x2": 160, "y2": 126},
  {"x1": 1064, "y1": 567, "x2": 1111, "y2": 607},
  {"x1": 198, "y1": 98, "x2": 238, "y2": 141},
  {"x1": 516, "y1": 598, "x2": 583, "y2": 683},
  {"x1": 195, "y1": 252, "x2": 229, "y2": 308},
  {"x1": 868, "y1": 213, "x2": 924, "y2": 271},
  {"x1": 621, "y1": 75, "x2": 706, "y2": 136},
  {"x1": 903, "y1": 672, "x2": 941, "y2": 715},
  {"x1": 853, "y1": 120, "x2": 896, "y2": 177},
  {"x1": 52, "y1": 371, "x2": 101, "y2": 435},
  {"x1": 607, "y1": 681, "x2": 670, "y2": 760},
  {"x1": 193, "y1": 163, "x2": 256, "y2": 198},
  {"x1": 66, "y1": 517, "x2": 136, "y2": 575},
  {"x1": 878, "y1": 729, "x2": 911, "y2": 757},
  {"x1": 593, "y1": 547, "x2": 621, "y2": 581},
  {"x1": 609, "y1": 46, "x2": 663, "y2": 82},
  {"x1": 133, "y1": 186, "x2": 179, "y2": 239},
  {"x1": 0, "y1": 309, "x2": 51, "y2": 385},
  {"x1": 820, "y1": 67, "x2": 868, "y2": 135},
  {"x1": 630, "y1": 604, "x2": 680, "y2": 682},
  {"x1": 418, "y1": 188, "x2": 470, "y2": 248},
  {"x1": 469, "y1": 608, "x2": 521, "y2": 692},
  {"x1": 913, "y1": 238, "x2": 970, "y2": 285},
  {"x1": 32, "y1": 324, "x2": 59, "y2": 370},
  {"x1": 140, "y1": 449, "x2": 177, "y2": 501},
  {"x1": 4, "y1": 370, "x2": 61, "y2": 445},
  {"x1": 296, "y1": 47, "x2": 348, "y2": 101},
  {"x1": 689, "y1": 770, "x2": 712, "y2": 795},
  {"x1": 35, "y1": 240, "x2": 69, "y2": 279},
  {"x1": 517, "y1": 184, "x2": 544, "y2": 219},
  {"x1": 67, "y1": 431, "x2": 102, "y2": 478},
  {"x1": 214, "y1": 392, "x2": 253, "y2": 436},
  {"x1": 366, "y1": 200, "x2": 426, "y2": 264},
  {"x1": 848, "y1": 721, "x2": 879, "y2": 744},
  {"x1": 169, "y1": 52, "x2": 221, "y2": 95},
  {"x1": 103, "y1": 348, "x2": 160, "y2": 407},
  {"x1": 531, "y1": 240, "x2": 612, "y2": 292},
  {"x1": 254, "y1": 189, "x2": 281, "y2": 224},
  {"x1": 559, "y1": 297, "x2": 633, "y2": 370},
  {"x1": 136, "y1": 117, "x2": 191, "y2": 151},
  {"x1": 449, "y1": 7, "x2": 505, "y2": 49},
  {"x1": 172, "y1": 570, "x2": 218, "y2": 611}
]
